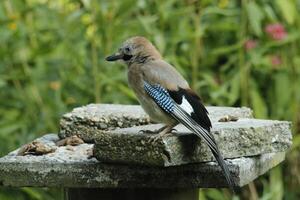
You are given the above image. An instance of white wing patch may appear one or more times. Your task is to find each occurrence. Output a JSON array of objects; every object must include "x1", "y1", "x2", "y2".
[{"x1": 179, "y1": 96, "x2": 194, "y2": 115}]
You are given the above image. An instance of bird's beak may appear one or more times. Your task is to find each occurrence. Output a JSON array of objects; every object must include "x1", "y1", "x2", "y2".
[{"x1": 105, "y1": 53, "x2": 123, "y2": 62}]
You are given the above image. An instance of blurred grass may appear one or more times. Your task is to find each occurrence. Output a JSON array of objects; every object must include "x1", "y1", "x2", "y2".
[{"x1": 0, "y1": 0, "x2": 299, "y2": 199}]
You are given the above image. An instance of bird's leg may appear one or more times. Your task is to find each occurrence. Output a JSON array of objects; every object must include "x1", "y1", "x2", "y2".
[
  {"x1": 138, "y1": 125, "x2": 168, "y2": 134},
  {"x1": 149, "y1": 124, "x2": 177, "y2": 143}
]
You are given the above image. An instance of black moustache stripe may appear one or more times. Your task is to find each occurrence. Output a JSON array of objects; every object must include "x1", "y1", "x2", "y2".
[{"x1": 123, "y1": 54, "x2": 133, "y2": 61}]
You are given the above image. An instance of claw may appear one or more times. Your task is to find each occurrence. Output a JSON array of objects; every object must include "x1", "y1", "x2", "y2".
[
  {"x1": 149, "y1": 133, "x2": 169, "y2": 143},
  {"x1": 171, "y1": 128, "x2": 177, "y2": 133},
  {"x1": 149, "y1": 134, "x2": 164, "y2": 143},
  {"x1": 139, "y1": 124, "x2": 177, "y2": 144},
  {"x1": 148, "y1": 130, "x2": 173, "y2": 144}
]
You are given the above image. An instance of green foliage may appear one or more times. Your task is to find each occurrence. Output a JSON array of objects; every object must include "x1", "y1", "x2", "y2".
[{"x1": 0, "y1": 0, "x2": 299, "y2": 199}]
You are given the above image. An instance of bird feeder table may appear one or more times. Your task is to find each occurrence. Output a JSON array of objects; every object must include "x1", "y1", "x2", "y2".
[{"x1": 0, "y1": 104, "x2": 292, "y2": 200}]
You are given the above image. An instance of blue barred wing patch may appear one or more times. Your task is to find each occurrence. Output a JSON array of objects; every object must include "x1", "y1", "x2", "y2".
[{"x1": 143, "y1": 81, "x2": 174, "y2": 113}]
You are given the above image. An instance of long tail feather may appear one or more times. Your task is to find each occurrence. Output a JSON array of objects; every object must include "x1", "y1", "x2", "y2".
[{"x1": 172, "y1": 105, "x2": 237, "y2": 192}]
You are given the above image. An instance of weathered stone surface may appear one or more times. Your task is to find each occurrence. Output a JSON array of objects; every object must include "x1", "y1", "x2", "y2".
[
  {"x1": 59, "y1": 104, "x2": 150, "y2": 141},
  {"x1": 0, "y1": 134, "x2": 285, "y2": 188},
  {"x1": 94, "y1": 119, "x2": 292, "y2": 166},
  {"x1": 59, "y1": 104, "x2": 253, "y2": 141}
]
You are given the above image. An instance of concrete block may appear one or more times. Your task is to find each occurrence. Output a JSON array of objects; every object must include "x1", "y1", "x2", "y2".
[
  {"x1": 59, "y1": 104, "x2": 253, "y2": 142},
  {"x1": 94, "y1": 119, "x2": 291, "y2": 166},
  {"x1": 0, "y1": 134, "x2": 285, "y2": 188}
]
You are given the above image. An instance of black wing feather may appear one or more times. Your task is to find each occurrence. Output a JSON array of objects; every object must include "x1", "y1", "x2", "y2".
[{"x1": 168, "y1": 88, "x2": 212, "y2": 131}]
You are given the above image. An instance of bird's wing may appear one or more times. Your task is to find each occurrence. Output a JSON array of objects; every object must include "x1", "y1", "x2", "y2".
[
  {"x1": 142, "y1": 60, "x2": 211, "y2": 131},
  {"x1": 141, "y1": 60, "x2": 189, "y2": 90},
  {"x1": 143, "y1": 70, "x2": 237, "y2": 192}
]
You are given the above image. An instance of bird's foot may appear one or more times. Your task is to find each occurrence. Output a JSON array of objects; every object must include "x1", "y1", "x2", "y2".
[
  {"x1": 149, "y1": 126, "x2": 174, "y2": 143},
  {"x1": 149, "y1": 133, "x2": 170, "y2": 143}
]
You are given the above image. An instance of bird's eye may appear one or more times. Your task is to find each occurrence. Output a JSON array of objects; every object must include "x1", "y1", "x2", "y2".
[{"x1": 124, "y1": 47, "x2": 131, "y2": 54}]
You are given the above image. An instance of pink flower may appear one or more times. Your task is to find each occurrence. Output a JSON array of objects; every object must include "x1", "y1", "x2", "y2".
[
  {"x1": 244, "y1": 39, "x2": 257, "y2": 51},
  {"x1": 265, "y1": 23, "x2": 287, "y2": 41},
  {"x1": 270, "y1": 55, "x2": 282, "y2": 67}
]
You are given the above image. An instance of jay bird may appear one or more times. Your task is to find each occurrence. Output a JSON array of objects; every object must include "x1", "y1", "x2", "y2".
[{"x1": 106, "y1": 36, "x2": 237, "y2": 192}]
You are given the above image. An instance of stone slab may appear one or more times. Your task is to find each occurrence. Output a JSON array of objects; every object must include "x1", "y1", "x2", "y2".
[
  {"x1": 59, "y1": 104, "x2": 253, "y2": 142},
  {"x1": 0, "y1": 134, "x2": 285, "y2": 188},
  {"x1": 94, "y1": 119, "x2": 291, "y2": 166}
]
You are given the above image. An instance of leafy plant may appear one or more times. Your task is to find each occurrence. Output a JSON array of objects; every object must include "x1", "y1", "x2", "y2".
[{"x1": 0, "y1": 0, "x2": 299, "y2": 199}]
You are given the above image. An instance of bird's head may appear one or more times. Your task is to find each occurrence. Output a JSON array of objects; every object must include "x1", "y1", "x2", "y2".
[{"x1": 106, "y1": 36, "x2": 161, "y2": 65}]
